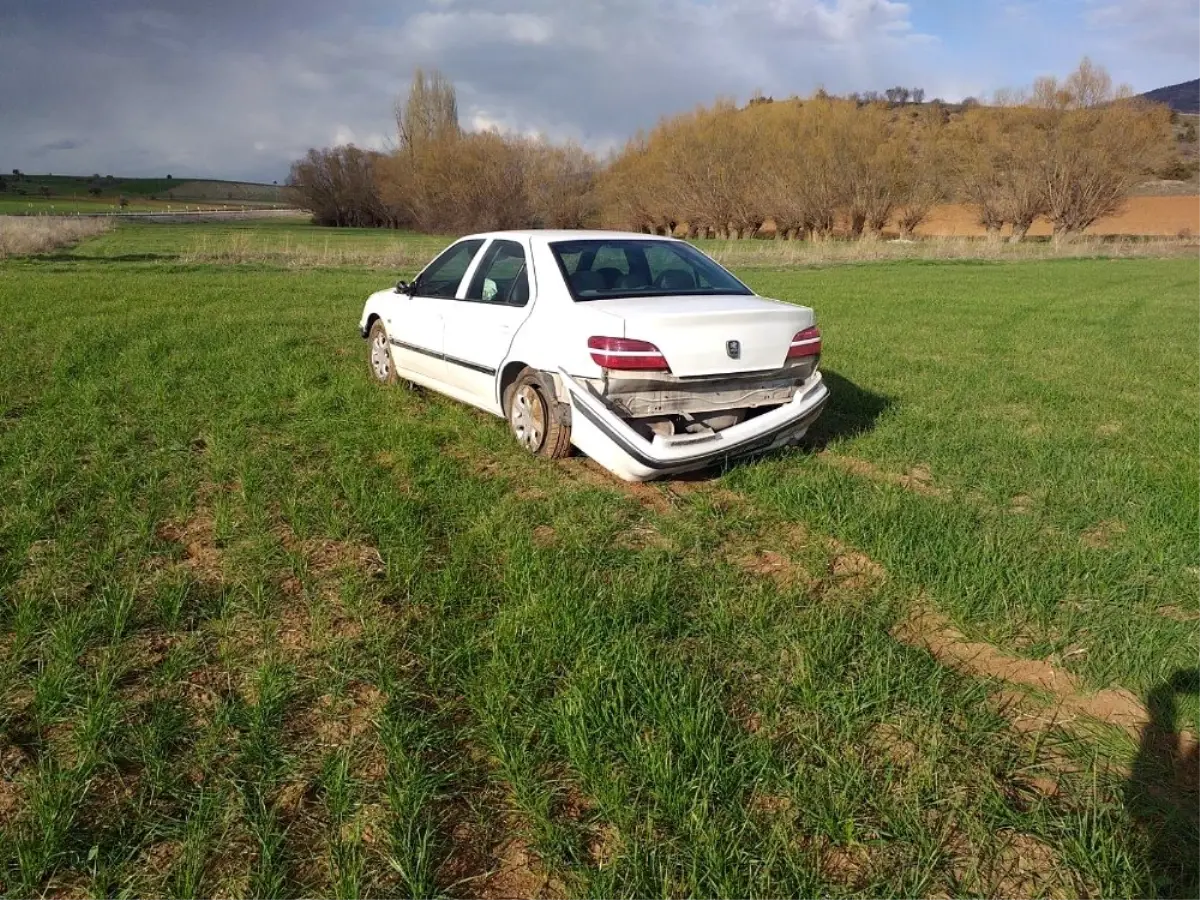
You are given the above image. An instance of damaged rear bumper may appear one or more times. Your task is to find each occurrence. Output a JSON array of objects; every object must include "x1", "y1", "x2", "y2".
[{"x1": 558, "y1": 368, "x2": 829, "y2": 482}]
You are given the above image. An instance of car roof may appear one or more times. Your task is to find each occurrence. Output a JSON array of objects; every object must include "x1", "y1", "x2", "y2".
[{"x1": 460, "y1": 229, "x2": 683, "y2": 244}]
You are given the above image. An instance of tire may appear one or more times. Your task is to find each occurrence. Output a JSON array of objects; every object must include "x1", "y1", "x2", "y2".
[
  {"x1": 367, "y1": 318, "x2": 398, "y2": 385},
  {"x1": 505, "y1": 369, "x2": 572, "y2": 459}
]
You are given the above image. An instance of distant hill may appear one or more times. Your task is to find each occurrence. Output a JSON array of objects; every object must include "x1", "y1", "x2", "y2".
[
  {"x1": 1, "y1": 174, "x2": 287, "y2": 205},
  {"x1": 1140, "y1": 79, "x2": 1200, "y2": 114}
]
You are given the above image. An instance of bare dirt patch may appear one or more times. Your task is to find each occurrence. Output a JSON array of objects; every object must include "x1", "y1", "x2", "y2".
[
  {"x1": 308, "y1": 683, "x2": 386, "y2": 751},
  {"x1": 748, "y1": 789, "x2": 794, "y2": 818},
  {"x1": 939, "y1": 823, "x2": 1073, "y2": 897},
  {"x1": 561, "y1": 459, "x2": 674, "y2": 514},
  {"x1": 820, "y1": 842, "x2": 873, "y2": 888},
  {"x1": 532, "y1": 525, "x2": 558, "y2": 548},
  {"x1": 277, "y1": 524, "x2": 385, "y2": 583},
  {"x1": 0, "y1": 771, "x2": 22, "y2": 829},
  {"x1": 828, "y1": 541, "x2": 887, "y2": 592},
  {"x1": 139, "y1": 840, "x2": 184, "y2": 881},
  {"x1": 616, "y1": 522, "x2": 674, "y2": 551},
  {"x1": 156, "y1": 514, "x2": 223, "y2": 584},
  {"x1": 865, "y1": 722, "x2": 921, "y2": 770},
  {"x1": 731, "y1": 549, "x2": 817, "y2": 590},
  {"x1": 440, "y1": 817, "x2": 565, "y2": 900},
  {"x1": 587, "y1": 823, "x2": 622, "y2": 869},
  {"x1": 272, "y1": 522, "x2": 384, "y2": 649},
  {"x1": 822, "y1": 454, "x2": 947, "y2": 498},
  {"x1": 722, "y1": 514, "x2": 885, "y2": 599},
  {"x1": 1080, "y1": 520, "x2": 1127, "y2": 550},
  {"x1": 1157, "y1": 604, "x2": 1200, "y2": 623},
  {"x1": 912, "y1": 195, "x2": 1200, "y2": 238},
  {"x1": 479, "y1": 837, "x2": 566, "y2": 900},
  {"x1": 1009, "y1": 494, "x2": 1035, "y2": 515}
]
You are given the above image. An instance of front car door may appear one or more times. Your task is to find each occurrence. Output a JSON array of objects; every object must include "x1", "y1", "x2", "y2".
[
  {"x1": 390, "y1": 238, "x2": 485, "y2": 383},
  {"x1": 440, "y1": 238, "x2": 535, "y2": 412}
]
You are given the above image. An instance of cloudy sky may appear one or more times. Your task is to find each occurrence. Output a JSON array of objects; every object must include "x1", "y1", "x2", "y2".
[{"x1": 3, "y1": 0, "x2": 1197, "y2": 183}]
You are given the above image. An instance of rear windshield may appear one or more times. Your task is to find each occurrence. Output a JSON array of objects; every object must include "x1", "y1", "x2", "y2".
[{"x1": 549, "y1": 239, "x2": 753, "y2": 301}]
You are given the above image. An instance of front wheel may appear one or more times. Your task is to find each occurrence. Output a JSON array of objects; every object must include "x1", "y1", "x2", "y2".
[
  {"x1": 505, "y1": 370, "x2": 572, "y2": 459},
  {"x1": 367, "y1": 319, "x2": 398, "y2": 385}
]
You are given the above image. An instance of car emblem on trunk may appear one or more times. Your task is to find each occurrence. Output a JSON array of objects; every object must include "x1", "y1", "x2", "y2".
[{"x1": 726, "y1": 340, "x2": 741, "y2": 359}]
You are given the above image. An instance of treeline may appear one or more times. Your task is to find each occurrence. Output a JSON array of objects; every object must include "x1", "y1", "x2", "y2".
[
  {"x1": 289, "y1": 70, "x2": 598, "y2": 232},
  {"x1": 288, "y1": 59, "x2": 1173, "y2": 240}
]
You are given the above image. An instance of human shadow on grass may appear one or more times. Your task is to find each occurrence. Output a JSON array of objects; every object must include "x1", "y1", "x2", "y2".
[
  {"x1": 1126, "y1": 669, "x2": 1199, "y2": 899},
  {"x1": 796, "y1": 368, "x2": 893, "y2": 452}
]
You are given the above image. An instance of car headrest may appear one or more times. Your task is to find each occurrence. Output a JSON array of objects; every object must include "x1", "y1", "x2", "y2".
[
  {"x1": 570, "y1": 269, "x2": 607, "y2": 294},
  {"x1": 595, "y1": 267, "x2": 623, "y2": 288}
]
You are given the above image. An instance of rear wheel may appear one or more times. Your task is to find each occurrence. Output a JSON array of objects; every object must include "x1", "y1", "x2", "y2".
[
  {"x1": 367, "y1": 318, "x2": 397, "y2": 385},
  {"x1": 505, "y1": 370, "x2": 572, "y2": 459}
]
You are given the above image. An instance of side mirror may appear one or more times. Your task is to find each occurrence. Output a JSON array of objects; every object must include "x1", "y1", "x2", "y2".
[{"x1": 394, "y1": 279, "x2": 412, "y2": 295}]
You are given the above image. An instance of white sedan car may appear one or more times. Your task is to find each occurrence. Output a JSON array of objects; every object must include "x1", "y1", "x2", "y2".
[{"x1": 359, "y1": 230, "x2": 828, "y2": 482}]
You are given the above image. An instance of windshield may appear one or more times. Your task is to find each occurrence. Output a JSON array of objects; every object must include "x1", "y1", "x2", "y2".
[{"x1": 549, "y1": 239, "x2": 753, "y2": 301}]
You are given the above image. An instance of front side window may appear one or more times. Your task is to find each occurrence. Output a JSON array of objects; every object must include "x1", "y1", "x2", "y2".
[
  {"x1": 464, "y1": 240, "x2": 529, "y2": 306},
  {"x1": 415, "y1": 239, "x2": 485, "y2": 299},
  {"x1": 550, "y1": 239, "x2": 752, "y2": 301}
]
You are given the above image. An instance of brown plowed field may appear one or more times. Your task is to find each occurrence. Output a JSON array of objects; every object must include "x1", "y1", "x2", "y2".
[{"x1": 913, "y1": 195, "x2": 1199, "y2": 238}]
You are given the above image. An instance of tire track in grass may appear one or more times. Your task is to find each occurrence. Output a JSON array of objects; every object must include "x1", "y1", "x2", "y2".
[
  {"x1": 556, "y1": 449, "x2": 1190, "y2": 795},
  {"x1": 354, "y1": 413, "x2": 1159, "y2": 895},
  {"x1": 893, "y1": 603, "x2": 1199, "y2": 757},
  {"x1": 447, "y1": 435, "x2": 1174, "y2": 754}
]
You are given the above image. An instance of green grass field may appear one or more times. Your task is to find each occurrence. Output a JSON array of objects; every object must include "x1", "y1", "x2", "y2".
[{"x1": 0, "y1": 221, "x2": 1197, "y2": 898}]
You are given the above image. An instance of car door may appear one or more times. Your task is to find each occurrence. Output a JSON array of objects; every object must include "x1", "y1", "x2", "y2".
[
  {"x1": 390, "y1": 238, "x2": 485, "y2": 383},
  {"x1": 440, "y1": 238, "x2": 535, "y2": 411}
]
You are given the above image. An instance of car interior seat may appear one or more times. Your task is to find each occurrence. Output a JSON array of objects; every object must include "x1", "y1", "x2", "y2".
[{"x1": 656, "y1": 269, "x2": 697, "y2": 291}]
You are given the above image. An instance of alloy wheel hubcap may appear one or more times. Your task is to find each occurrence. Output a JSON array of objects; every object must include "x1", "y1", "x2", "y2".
[
  {"x1": 510, "y1": 386, "x2": 545, "y2": 450},
  {"x1": 371, "y1": 331, "x2": 390, "y2": 380}
]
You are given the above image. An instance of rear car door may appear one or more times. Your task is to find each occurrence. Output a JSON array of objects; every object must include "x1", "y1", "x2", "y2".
[
  {"x1": 391, "y1": 239, "x2": 485, "y2": 382},
  {"x1": 440, "y1": 238, "x2": 535, "y2": 410}
]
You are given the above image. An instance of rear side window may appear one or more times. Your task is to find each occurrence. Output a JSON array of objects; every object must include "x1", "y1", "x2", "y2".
[
  {"x1": 465, "y1": 240, "x2": 529, "y2": 306},
  {"x1": 415, "y1": 239, "x2": 484, "y2": 299}
]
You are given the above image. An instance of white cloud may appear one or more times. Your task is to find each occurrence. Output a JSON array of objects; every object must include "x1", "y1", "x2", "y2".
[
  {"x1": 0, "y1": 0, "x2": 1193, "y2": 182},
  {"x1": 3, "y1": 0, "x2": 946, "y2": 180},
  {"x1": 1084, "y1": 0, "x2": 1200, "y2": 61}
]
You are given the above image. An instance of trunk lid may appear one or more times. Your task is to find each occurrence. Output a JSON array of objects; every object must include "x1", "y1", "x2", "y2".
[{"x1": 586, "y1": 294, "x2": 814, "y2": 377}]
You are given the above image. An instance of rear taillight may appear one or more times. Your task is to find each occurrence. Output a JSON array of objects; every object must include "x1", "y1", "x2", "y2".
[
  {"x1": 587, "y1": 336, "x2": 670, "y2": 372},
  {"x1": 787, "y1": 326, "x2": 821, "y2": 359}
]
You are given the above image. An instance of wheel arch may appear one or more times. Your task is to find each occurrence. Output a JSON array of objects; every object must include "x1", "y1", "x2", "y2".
[
  {"x1": 498, "y1": 360, "x2": 528, "y2": 412},
  {"x1": 363, "y1": 312, "x2": 382, "y2": 339}
]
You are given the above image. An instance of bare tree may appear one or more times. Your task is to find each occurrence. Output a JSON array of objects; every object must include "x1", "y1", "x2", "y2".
[
  {"x1": 288, "y1": 145, "x2": 392, "y2": 227},
  {"x1": 1040, "y1": 99, "x2": 1172, "y2": 237},
  {"x1": 395, "y1": 68, "x2": 460, "y2": 154},
  {"x1": 1025, "y1": 59, "x2": 1172, "y2": 237},
  {"x1": 520, "y1": 139, "x2": 600, "y2": 228},
  {"x1": 893, "y1": 110, "x2": 948, "y2": 238},
  {"x1": 952, "y1": 106, "x2": 1047, "y2": 241}
]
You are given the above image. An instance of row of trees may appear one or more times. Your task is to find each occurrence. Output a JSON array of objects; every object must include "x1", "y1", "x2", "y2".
[
  {"x1": 290, "y1": 70, "x2": 600, "y2": 232},
  {"x1": 288, "y1": 60, "x2": 1175, "y2": 240}
]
